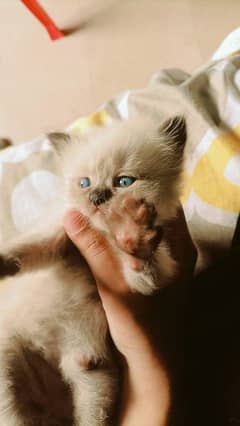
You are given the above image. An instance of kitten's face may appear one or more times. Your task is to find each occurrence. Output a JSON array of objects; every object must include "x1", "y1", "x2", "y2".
[{"x1": 61, "y1": 116, "x2": 186, "y2": 232}]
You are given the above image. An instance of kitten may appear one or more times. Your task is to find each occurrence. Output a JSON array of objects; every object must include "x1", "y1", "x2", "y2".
[{"x1": 0, "y1": 115, "x2": 186, "y2": 425}]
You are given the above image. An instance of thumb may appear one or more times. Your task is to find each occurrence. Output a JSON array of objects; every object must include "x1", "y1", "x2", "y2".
[
  {"x1": 64, "y1": 210, "x2": 155, "y2": 358},
  {"x1": 63, "y1": 209, "x2": 128, "y2": 295}
]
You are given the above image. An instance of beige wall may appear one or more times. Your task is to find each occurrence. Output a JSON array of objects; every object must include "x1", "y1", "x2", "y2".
[{"x1": 0, "y1": 0, "x2": 240, "y2": 143}]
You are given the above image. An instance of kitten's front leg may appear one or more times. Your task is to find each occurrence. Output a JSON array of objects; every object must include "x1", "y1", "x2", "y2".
[
  {"x1": 106, "y1": 198, "x2": 176, "y2": 295},
  {"x1": 0, "y1": 229, "x2": 68, "y2": 279}
]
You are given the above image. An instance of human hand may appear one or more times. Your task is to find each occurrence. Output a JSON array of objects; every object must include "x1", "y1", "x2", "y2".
[{"x1": 63, "y1": 209, "x2": 171, "y2": 426}]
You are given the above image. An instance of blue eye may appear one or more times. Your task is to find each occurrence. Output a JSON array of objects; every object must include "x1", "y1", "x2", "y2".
[
  {"x1": 79, "y1": 177, "x2": 91, "y2": 188},
  {"x1": 115, "y1": 176, "x2": 136, "y2": 188}
]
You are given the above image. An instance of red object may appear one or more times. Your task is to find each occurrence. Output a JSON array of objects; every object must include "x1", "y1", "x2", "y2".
[{"x1": 20, "y1": 0, "x2": 64, "y2": 41}]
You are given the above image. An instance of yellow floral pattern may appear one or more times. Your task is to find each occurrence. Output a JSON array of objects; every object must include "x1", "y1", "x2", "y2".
[{"x1": 182, "y1": 125, "x2": 240, "y2": 213}]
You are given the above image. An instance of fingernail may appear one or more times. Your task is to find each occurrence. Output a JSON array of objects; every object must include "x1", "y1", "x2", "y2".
[{"x1": 64, "y1": 209, "x2": 88, "y2": 235}]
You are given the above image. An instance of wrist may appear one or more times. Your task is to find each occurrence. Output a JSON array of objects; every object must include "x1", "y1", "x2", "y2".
[
  {"x1": 120, "y1": 393, "x2": 170, "y2": 426},
  {"x1": 119, "y1": 355, "x2": 170, "y2": 426}
]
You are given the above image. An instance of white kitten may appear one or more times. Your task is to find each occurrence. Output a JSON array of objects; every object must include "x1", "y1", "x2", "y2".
[{"x1": 0, "y1": 115, "x2": 186, "y2": 425}]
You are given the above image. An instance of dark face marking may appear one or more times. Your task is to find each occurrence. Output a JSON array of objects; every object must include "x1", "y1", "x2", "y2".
[
  {"x1": 0, "y1": 255, "x2": 20, "y2": 278},
  {"x1": 89, "y1": 188, "x2": 113, "y2": 206}
]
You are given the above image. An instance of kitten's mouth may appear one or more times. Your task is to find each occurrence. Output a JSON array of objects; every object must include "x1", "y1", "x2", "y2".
[
  {"x1": 92, "y1": 203, "x2": 108, "y2": 212},
  {"x1": 90, "y1": 204, "x2": 106, "y2": 217}
]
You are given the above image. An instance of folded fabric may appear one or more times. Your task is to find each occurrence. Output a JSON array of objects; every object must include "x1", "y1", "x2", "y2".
[{"x1": 1, "y1": 31, "x2": 240, "y2": 267}]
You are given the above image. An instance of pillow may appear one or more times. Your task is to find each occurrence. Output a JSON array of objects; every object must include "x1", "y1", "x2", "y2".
[{"x1": 1, "y1": 32, "x2": 240, "y2": 266}]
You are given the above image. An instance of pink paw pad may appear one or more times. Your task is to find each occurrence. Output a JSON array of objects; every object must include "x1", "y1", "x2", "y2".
[{"x1": 108, "y1": 198, "x2": 162, "y2": 259}]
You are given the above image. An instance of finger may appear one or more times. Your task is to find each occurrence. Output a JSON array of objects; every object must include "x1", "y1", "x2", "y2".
[
  {"x1": 63, "y1": 209, "x2": 128, "y2": 295},
  {"x1": 63, "y1": 210, "x2": 155, "y2": 356}
]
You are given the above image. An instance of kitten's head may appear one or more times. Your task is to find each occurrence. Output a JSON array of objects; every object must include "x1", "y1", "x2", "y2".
[{"x1": 52, "y1": 116, "x2": 186, "y2": 230}]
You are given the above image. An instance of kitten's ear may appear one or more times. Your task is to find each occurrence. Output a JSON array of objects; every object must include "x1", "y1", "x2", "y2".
[
  {"x1": 159, "y1": 115, "x2": 187, "y2": 152},
  {"x1": 47, "y1": 132, "x2": 72, "y2": 155}
]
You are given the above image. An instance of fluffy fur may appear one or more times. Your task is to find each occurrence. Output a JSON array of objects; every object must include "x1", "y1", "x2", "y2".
[{"x1": 0, "y1": 115, "x2": 186, "y2": 425}]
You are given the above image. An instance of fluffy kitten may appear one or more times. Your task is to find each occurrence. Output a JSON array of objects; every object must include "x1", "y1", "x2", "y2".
[{"x1": 0, "y1": 115, "x2": 186, "y2": 425}]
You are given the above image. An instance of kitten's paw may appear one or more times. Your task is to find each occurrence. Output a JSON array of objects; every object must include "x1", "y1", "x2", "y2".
[
  {"x1": 108, "y1": 198, "x2": 163, "y2": 259},
  {"x1": 0, "y1": 255, "x2": 20, "y2": 279}
]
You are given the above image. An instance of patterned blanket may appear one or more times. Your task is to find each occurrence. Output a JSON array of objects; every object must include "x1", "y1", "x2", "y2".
[{"x1": 1, "y1": 28, "x2": 240, "y2": 267}]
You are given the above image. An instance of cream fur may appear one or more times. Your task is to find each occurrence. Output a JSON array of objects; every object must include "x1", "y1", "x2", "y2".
[{"x1": 0, "y1": 115, "x2": 186, "y2": 425}]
